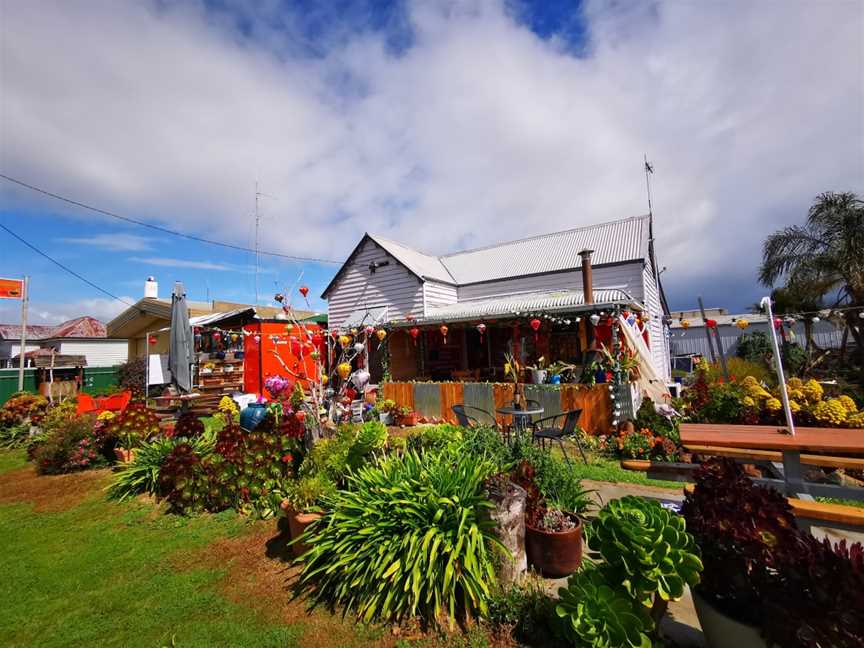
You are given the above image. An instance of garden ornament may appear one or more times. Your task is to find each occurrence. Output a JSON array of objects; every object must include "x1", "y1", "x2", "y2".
[
  {"x1": 353, "y1": 342, "x2": 365, "y2": 355},
  {"x1": 299, "y1": 286, "x2": 309, "y2": 298}
]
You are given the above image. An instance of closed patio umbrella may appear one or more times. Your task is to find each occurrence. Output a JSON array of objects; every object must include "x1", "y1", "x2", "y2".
[{"x1": 169, "y1": 282, "x2": 194, "y2": 393}]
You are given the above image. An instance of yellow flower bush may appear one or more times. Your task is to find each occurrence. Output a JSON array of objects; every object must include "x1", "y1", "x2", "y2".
[
  {"x1": 764, "y1": 398, "x2": 782, "y2": 412},
  {"x1": 787, "y1": 377, "x2": 803, "y2": 391},
  {"x1": 847, "y1": 411, "x2": 864, "y2": 429},
  {"x1": 742, "y1": 396, "x2": 755, "y2": 408},
  {"x1": 802, "y1": 379, "x2": 823, "y2": 402},
  {"x1": 837, "y1": 395, "x2": 858, "y2": 414},
  {"x1": 218, "y1": 395, "x2": 239, "y2": 417},
  {"x1": 813, "y1": 399, "x2": 847, "y2": 426},
  {"x1": 789, "y1": 400, "x2": 801, "y2": 413}
]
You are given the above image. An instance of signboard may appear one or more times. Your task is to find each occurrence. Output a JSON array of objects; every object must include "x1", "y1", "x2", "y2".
[{"x1": 0, "y1": 278, "x2": 24, "y2": 300}]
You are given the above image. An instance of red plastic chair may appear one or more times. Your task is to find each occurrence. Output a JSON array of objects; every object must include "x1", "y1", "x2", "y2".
[
  {"x1": 100, "y1": 391, "x2": 132, "y2": 413},
  {"x1": 76, "y1": 393, "x2": 99, "y2": 415}
]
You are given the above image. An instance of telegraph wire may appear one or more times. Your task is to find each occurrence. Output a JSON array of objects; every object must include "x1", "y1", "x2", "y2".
[
  {"x1": 0, "y1": 221, "x2": 135, "y2": 307},
  {"x1": 0, "y1": 173, "x2": 342, "y2": 265}
]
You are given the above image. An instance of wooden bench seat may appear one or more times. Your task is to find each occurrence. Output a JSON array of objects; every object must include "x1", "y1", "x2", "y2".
[
  {"x1": 684, "y1": 445, "x2": 864, "y2": 471},
  {"x1": 681, "y1": 484, "x2": 864, "y2": 529}
]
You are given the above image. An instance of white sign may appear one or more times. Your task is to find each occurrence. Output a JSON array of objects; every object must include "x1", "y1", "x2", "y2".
[{"x1": 148, "y1": 353, "x2": 171, "y2": 385}]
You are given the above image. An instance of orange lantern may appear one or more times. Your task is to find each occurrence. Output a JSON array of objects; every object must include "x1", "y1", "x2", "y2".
[
  {"x1": 440, "y1": 324, "x2": 448, "y2": 343},
  {"x1": 376, "y1": 329, "x2": 387, "y2": 342}
]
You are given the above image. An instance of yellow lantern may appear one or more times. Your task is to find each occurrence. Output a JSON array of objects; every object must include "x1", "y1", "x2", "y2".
[
  {"x1": 736, "y1": 318, "x2": 749, "y2": 330},
  {"x1": 321, "y1": 375, "x2": 328, "y2": 385},
  {"x1": 337, "y1": 362, "x2": 351, "y2": 380},
  {"x1": 681, "y1": 319, "x2": 691, "y2": 329},
  {"x1": 376, "y1": 329, "x2": 387, "y2": 342},
  {"x1": 339, "y1": 335, "x2": 351, "y2": 348},
  {"x1": 350, "y1": 328, "x2": 358, "y2": 336}
]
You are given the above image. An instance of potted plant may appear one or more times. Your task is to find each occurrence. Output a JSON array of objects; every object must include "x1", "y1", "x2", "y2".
[
  {"x1": 684, "y1": 458, "x2": 864, "y2": 648},
  {"x1": 398, "y1": 406, "x2": 417, "y2": 426},
  {"x1": 280, "y1": 474, "x2": 335, "y2": 557},
  {"x1": 504, "y1": 352, "x2": 527, "y2": 408},
  {"x1": 378, "y1": 399, "x2": 396, "y2": 425},
  {"x1": 527, "y1": 356, "x2": 548, "y2": 384},
  {"x1": 513, "y1": 461, "x2": 583, "y2": 577}
]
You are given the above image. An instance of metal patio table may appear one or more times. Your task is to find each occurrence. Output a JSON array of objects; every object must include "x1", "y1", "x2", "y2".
[{"x1": 495, "y1": 404, "x2": 544, "y2": 444}]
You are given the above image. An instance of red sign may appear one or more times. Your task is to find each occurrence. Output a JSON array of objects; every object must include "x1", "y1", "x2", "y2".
[{"x1": 0, "y1": 278, "x2": 24, "y2": 300}]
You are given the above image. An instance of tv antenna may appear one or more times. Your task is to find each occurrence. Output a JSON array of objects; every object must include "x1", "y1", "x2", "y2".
[{"x1": 254, "y1": 182, "x2": 276, "y2": 305}]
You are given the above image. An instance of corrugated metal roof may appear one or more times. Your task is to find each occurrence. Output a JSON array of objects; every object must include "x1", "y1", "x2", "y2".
[
  {"x1": 365, "y1": 215, "x2": 650, "y2": 286},
  {"x1": 189, "y1": 308, "x2": 256, "y2": 327},
  {"x1": 368, "y1": 235, "x2": 455, "y2": 283},
  {"x1": 413, "y1": 288, "x2": 635, "y2": 323},
  {"x1": 339, "y1": 305, "x2": 389, "y2": 329},
  {"x1": 0, "y1": 316, "x2": 106, "y2": 340},
  {"x1": 440, "y1": 215, "x2": 650, "y2": 284}
]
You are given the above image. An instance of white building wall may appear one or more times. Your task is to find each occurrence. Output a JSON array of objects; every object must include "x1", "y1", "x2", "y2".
[
  {"x1": 641, "y1": 262, "x2": 671, "y2": 381},
  {"x1": 0, "y1": 341, "x2": 41, "y2": 366},
  {"x1": 456, "y1": 263, "x2": 645, "y2": 302},
  {"x1": 423, "y1": 280, "x2": 458, "y2": 310},
  {"x1": 326, "y1": 237, "x2": 425, "y2": 327},
  {"x1": 55, "y1": 340, "x2": 128, "y2": 366}
]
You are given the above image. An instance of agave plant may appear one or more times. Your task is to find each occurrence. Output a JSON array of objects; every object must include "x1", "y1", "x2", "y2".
[
  {"x1": 556, "y1": 566, "x2": 653, "y2": 648},
  {"x1": 297, "y1": 448, "x2": 502, "y2": 626},
  {"x1": 588, "y1": 496, "x2": 702, "y2": 604}
]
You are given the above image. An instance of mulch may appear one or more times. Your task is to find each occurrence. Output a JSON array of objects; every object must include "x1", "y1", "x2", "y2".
[{"x1": 0, "y1": 465, "x2": 111, "y2": 512}]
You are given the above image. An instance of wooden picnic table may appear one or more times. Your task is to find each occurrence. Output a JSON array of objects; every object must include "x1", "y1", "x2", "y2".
[{"x1": 680, "y1": 423, "x2": 864, "y2": 503}]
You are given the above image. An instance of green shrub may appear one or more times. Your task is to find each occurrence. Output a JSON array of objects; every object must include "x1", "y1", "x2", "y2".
[
  {"x1": 0, "y1": 421, "x2": 31, "y2": 449},
  {"x1": 737, "y1": 331, "x2": 772, "y2": 364},
  {"x1": 486, "y1": 575, "x2": 553, "y2": 640},
  {"x1": 282, "y1": 473, "x2": 336, "y2": 512},
  {"x1": 106, "y1": 437, "x2": 179, "y2": 501},
  {"x1": 556, "y1": 566, "x2": 653, "y2": 648},
  {"x1": 300, "y1": 422, "x2": 387, "y2": 484},
  {"x1": 459, "y1": 425, "x2": 509, "y2": 468},
  {"x1": 511, "y1": 437, "x2": 593, "y2": 514},
  {"x1": 298, "y1": 448, "x2": 502, "y2": 626},
  {"x1": 406, "y1": 423, "x2": 464, "y2": 453},
  {"x1": 587, "y1": 496, "x2": 702, "y2": 603}
]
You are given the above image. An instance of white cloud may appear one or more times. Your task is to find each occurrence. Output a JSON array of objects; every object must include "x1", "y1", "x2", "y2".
[
  {"x1": 0, "y1": 296, "x2": 132, "y2": 325},
  {"x1": 57, "y1": 233, "x2": 153, "y2": 251},
  {"x1": 1, "y1": 0, "x2": 861, "y2": 308},
  {"x1": 129, "y1": 256, "x2": 232, "y2": 271}
]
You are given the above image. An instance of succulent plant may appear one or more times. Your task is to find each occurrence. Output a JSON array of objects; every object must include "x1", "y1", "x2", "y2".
[
  {"x1": 556, "y1": 566, "x2": 653, "y2": 648},
  {"x1": 588, "y1": 496, "x2": 702, "y2": 603},
  {"x1": 173, "y1": 412, "x2": 204, "y2": 439}
]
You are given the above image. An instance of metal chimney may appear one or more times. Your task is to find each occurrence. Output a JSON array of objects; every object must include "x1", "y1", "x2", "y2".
[
  {"x1": 578, "y1": 250, "x2": 594, "y2": 305},
  {"x1": 144, "y1": 276, "x2": 158, "y2": 299}
]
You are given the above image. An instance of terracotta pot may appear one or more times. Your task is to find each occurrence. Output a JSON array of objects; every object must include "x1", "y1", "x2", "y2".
[
  {"x1": 692, "y1": 588, "x2": 767, "y2": 648},
  {"x1": 621, "y1": 459, "x2": 651, "y2": 472},
  {"x1": 400, "y1": 413, "x2": 417, "y2": 426},
  {"x1": 114, "y1": 447, "x2": 136, "y2": 463},
  {"x1": 286, "y1": 506, "x2": 323, "y2": 557},
  {"x1": 525, "y1": 514, "x2": 583, "y2": 578}
]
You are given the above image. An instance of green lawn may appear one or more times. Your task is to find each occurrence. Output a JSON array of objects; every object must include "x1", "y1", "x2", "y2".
[{"x1": 0, "y1": 483, "x2": 300, "y2": 647}]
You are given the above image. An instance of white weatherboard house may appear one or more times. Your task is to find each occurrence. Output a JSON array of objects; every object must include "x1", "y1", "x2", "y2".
[{"x1": 322, "y1": 214, "x2": 672, "y2": 381}]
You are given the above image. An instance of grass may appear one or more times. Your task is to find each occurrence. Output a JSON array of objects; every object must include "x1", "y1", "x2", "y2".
[
  {"x1": 550, "y1": 444, "x2": 683, "y2": 490},
  {"x1": 0, "y1": 481, "x2": 302, "y2": 648},
  {"x1": 0, "y1": 447, "x2": 27, "y2": 474}
]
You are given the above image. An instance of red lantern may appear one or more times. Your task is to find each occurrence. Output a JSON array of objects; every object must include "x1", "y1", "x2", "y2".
[
  {"x1": 476, "y1": 322, "x2": 486, "y2": 343},
  {"x1": 530, "y1": 318, "x2": 541, "y2": 342},
  {"x1": 773, "y1": 317, "x2": 783, "y2": 329},
  {"x1": 295, "y1": 410, "x2": 306, "y2": 423},
  {"x1": 706, "y1": 319, "x2": 717, "y2": 329},
  {"x1": 330, "y1": 330, "x2": 339, "y2": 339},
  {"x1": 299, "y1": 286, "x2": 309, "y2": 298},
  {"x1": 289, "y1": 337, "x2": 302, "y2": 356},
  {"x1": 440, "y1": 324, "x2": 448, "y2": 343},
  {"x1": 409, "y1": 327, "x2": 420, "y2": 345},
  {"x1": 148, "y1": 335, "x2": 157, "y2": 345}
]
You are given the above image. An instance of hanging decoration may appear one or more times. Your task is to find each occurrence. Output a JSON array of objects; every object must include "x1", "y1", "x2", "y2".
[
  {"x1": 299, "y1": 286, "x2": 309, "y2": 298},
  {"x1": 353, "y1": 342, "x2": 365, "y2": 355},
  {"x1": 352, "y1": 369, "x2": 370, "y2": 390},
  {"x1": 330, "y1": 329, "x2": 340, "y2": 340},
  {"x1": 253, "y1": 335, "x2": 260, "y2": 343},
  {"x1": 409, "y1": 327, "x2": 420, "y2": 345},
  {"x1": 321, "y1": 375, "x2": 328, "y2": 385},
  {"x1": 773, "y1": 317, "x2": 783, "y2": 329},
  {"x1": 350, "y1": 328, "x2": 358, "y2": 336},
  {"x1": 476, "y1": 322, "x2": 486, "y2": 343},
  {"x1": 230, "y1": 333, "x2": 239, "y2": 342},
  {"x1": 736, "y1": 318, "x2": 750, "y2": 330},
  {"x1": 812, "y1": 316, "x2": 820, "y2": 323},
  {"x1": 440, "y1": 324, "x2": 449, "y2": 343},
  {"x1": 339, "y1": 335, "x2": 351, "y2": 349},
  {"x1": 784, "y1": 316, "x2": 796, "y2": 327},
  {"x1": 365, "y1": 325, "x2": 375, "y2": 335},
  {"x1": 590, "y1": 313, "x2": 601, "y2": 326},
  {"x1": 529, "y1": 318, "x2": 541, "y2": 342},
  {"x1": 148, "y1": 335, "x2": 158, "y2": 345},
  {"x1": 274, "y1": 293, "x2": 284, "y2": 303},
  {"x1": 680, "y1": 319, "x2": 691, "y2": 329},
  {"x1": 376, "y1": 329, "x2": 387, "y2": 342},
  {"x1": 705, "y1": 319, "x2": 717, "y2": 329},
  {"x1": 337, "y1": 363, "x2": 352, "y2": 380}
]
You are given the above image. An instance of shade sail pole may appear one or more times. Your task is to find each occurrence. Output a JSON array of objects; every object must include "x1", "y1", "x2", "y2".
[{"x1": 761, "y1": 296, "x2": 795, "y2": 436}]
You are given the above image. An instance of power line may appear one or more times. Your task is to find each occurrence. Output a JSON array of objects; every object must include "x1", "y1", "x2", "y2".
[
  {"x1": 0, "y1": 221, "x2": 135, "y2": 307},
  {"x1": 0, "y1": 173, "x2": 342, "y2": 265}
]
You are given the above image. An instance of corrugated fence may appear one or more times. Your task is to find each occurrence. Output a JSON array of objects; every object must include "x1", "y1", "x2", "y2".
[
  {"x1": 0, "y1": 366, "x2": 122, "y2": 405},
  {"x1": 382, "y1": 382, "x2": 612, "y2": 434}
]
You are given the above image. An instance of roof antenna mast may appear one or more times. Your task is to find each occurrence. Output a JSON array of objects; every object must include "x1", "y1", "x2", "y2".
[{"x1": 643, "y1": 153, "x2": 654, "y2": 219}]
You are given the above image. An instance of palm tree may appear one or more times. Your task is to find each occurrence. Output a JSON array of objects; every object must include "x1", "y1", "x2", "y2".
[{"x1": 759, "y1": 192, "x2": 864, "y2": 369}]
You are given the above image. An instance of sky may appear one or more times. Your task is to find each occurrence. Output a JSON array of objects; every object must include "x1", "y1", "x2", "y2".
[{"x1": 0, "y1": 0, "x2": 861, "y2": 326}]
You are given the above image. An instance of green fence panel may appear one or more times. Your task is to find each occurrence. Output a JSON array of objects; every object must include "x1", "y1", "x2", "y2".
[
  {"x1": 0, "y1": 368, "x2": 39, "y2": 405},
  {"x1": 413, "y1": 383, "x2": 441, "y2": 420},
  {"x1": 82, "y1": 366, "x2": 121, "y2": 394}
]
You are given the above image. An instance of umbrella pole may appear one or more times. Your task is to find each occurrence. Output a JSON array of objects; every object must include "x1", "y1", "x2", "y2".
[{"x1": 761, "y1": 296, "x2": 795, "y2": 436}]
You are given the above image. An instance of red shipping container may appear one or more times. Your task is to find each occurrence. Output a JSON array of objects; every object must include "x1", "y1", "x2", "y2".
[{"x1": 243, "y1": 321, "x2": 323, "y2": 398}]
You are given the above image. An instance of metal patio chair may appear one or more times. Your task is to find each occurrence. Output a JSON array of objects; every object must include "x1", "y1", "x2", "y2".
[
  {"x1": 531, "y1": 409, "x2": 587, "y2": 464},
  {"x1": 452, "y1": 404, "x2": 496, "y2": 428}
]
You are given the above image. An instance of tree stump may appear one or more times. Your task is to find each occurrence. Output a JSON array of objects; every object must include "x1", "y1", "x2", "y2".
[{"x1": 483, "y1": 482, "x2": 527, "y2": 584}]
